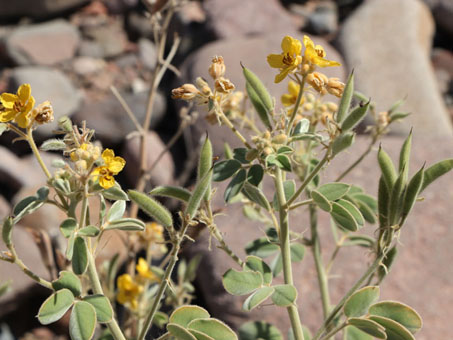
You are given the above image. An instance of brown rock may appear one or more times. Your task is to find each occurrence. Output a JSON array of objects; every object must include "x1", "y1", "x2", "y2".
[{"x1": 335, "y1": 0, "x2": 453, "y2": 136}]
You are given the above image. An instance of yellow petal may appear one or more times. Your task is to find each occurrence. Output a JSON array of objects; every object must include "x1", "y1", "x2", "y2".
[
  {"x1": 314, "y1": 56, "x2": 341, "y2": 68},
  {"x1": 281, "y1": 94, "x2": 295, "y2": 107},
  {"x1": 281, "y1": 36, "x2": 301, "y2": 55},
  {"x1": 15, "y1": 112, "x2": 31, "y2": 128},
  {"x1": 303, "y1": 35, "x2": 314, "y2": 49},
  {"x1": 0, "y1": 109, "x2": 16, "y2": 122},
  {"x1": 102, "y1": 148, "x2": 115, "y2": 163},
  {"x1": 17, "y1": 84, "x2": 31, "y2": 105},
  {"x1": 274, "y1": 66, "x2": 294, "y2": 83},
  {"x1": 99, "y1": 175, "x2": 115, "y2": 189},
  {"x1": 23, "y1": 95, "x2": 35, "y2": 113},
  {"x1": 108, "y1": 157, "x2": 125, "y2": 174},
  {"x1": 0, "y1": 93, "x2": 17, "y2": 108},
  {"x1": 267, "y1": 54, "x2": 285, "y2": 68},
  {"x1": 288, "y1": 81, "x2": 300, "y2": 97}
]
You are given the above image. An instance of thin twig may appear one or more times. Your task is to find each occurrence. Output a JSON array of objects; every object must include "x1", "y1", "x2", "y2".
[{"x1": 110, "y1": 85, "x2": 144, "y2": 134}]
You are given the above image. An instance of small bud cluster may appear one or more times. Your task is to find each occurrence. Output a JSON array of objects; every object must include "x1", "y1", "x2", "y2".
[{"x1": 306, "y1": 72, "x2": 345, "y2": 98}]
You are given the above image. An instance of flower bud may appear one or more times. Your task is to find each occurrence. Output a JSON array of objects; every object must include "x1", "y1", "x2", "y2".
[
  {"x1": 32, "y1": 101, "x2": 54, "y2": 125},
  {"x1": 58, "y1": 116, "x2": 73, "y2": 132},
  {"x1": 208, "y1": 56, "x2": 226, "y2": 79},
  {"x1": 245, "y1": 149, "x2": 259, "y2": 161},
  {"x1": 306, "y1": 72, "x2": 328, "y2": 95},
  {"x1": 377, "y1": 111, "x2": 390, "y2": 128},
  {"x1": 326, "y1": 102, "x2": 338, "y2": 112},
  {"x1": 263, "y1": 147, "x2": 273, "y2": 156},
  {"x1": 326, "y1": 78, "x2": 345, "y2": 98},
  {"x1": 214, "y1": 77, "x2": 235, "y2": 93},
  {"x1": 171, "y1": 84, "x2": 200, "y2": 100},
  {"x1": 195, "y1": 77, "x2": 212, "y2": 96},
  {"x1": 321, "y1": 112, "x2": 333, "y2": 126},
  {"x1": 272, "y1": 133, "x2": 288, "y2": 144}
]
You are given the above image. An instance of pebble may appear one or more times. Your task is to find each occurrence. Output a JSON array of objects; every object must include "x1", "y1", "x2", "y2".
[
  {"x1": 138, "y1": 38, "x2": 157, "y2": 70},
  {"x1": 0, "y1": 0, "x2": 89, "y2": 19}
]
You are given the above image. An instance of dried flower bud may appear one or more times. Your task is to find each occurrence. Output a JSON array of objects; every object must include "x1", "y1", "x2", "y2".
[
  {"x1": 75, "y1": 159, "x2": 88, "y2": 172},
  {"x1": 171, "y1": 84, "x2": 200, "y2": 100},
  {"x1": 326, "y1": 78, "x2": 345, "y2": 98},
  {"x1": 326, "y1": 102, "x2": 338, "y2": 112},
  {"x1": 321, "y1": 112, "x2": 333, "y2": 126},
  {"x1": 306, "y1": 72, "x2": 328, "y2": 95},
  {"x1": 263, "y1": 147, "x2": 273, "y2": 156},
  {"x1": 272, "y1": 133, "x2": 288, "y2": 145},
  {"x1": 32, "y1": 101, "x2": 54, "y2": 125},
  {"x1": 214, "y1": 77, "x2": 235, "y2": 93},
  {"x1": 195, "y1": 77, "x2": 212, "y2": 96},
  {"x1": 208, "y1": 56, "x2": 226, "y2": 79},
  {"x1": 377, "y1": 111, "x2": 390, "y2": 128},
  {"x1": 303, "y1": 103, "x2": 314, "y2": 111}
]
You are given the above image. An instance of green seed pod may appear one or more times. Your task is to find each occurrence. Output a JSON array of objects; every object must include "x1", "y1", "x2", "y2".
[
  {"x1": 224, "y1": 142, "x2": 233, "y2": 159},
  {"x1": 149, "y1": 186, "x2": 191, "y2": 203},
  {"x1": 185, "y1": 169, "x2": 213, "y2": 220},
  {"x1": 198, "y1": 135, "x2": 213, "y2": 201},
  {"x1": 398, "y1": 130, "x2": 412, "y2": 182},
  {"x1": 420, "y1": 159, "x2": 453, "y2": 193},
  {"x1": 378, "y1": 176, "x2": 390, "y2": 227},
  {"x1": 336, "y1": 71, "x2": 354, "y2": 123},
  {"x1": 388, "y1": 169, "x2": 406, "y2": 226},
  {"x1": 128, "y1": 190, "x2": 173, "y2": 227},
  {"x1": 378, "y1": 245, "x2": 398, "y2": 282},
  {"x1": 332, "y1": 132, "x2": 355, "y2": 156},
  {"x1": 341, "y1": 101, "x2": 370, "y2": 132},
  {"x1": 378, "y1": 146, "x2": 397, "y2": 190},
  {"x1": 246, "y1": 83, "x2": 272, "y2": 130},
  {"x1": 2, "y1": 217, "x2": 13, "y2": 247},
  {"x1": 401, "y1": 165, "x2": 424, "y2": 224},
  {"x1": 389, "y1": 112, "x2": 410, "y2": 123}
]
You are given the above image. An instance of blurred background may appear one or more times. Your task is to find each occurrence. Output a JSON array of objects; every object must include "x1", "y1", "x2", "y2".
[{"x1": 0, "y1": 0, "x2": 452, "y2": 339}]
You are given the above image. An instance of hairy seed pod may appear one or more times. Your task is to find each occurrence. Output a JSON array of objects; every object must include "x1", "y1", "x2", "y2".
[
  {"x1": 398, "y1": 130, "x2": 412, "y2": 182},
  {"x1": 388, "y1": 169, "x2": 406, "y2": 226},
  {"x1": 336, "y1": 71, "x2": 354, "y2": 123},
  {"x1": 128, "y1": 190, "x2": 173, "y2": 227},
  {"x1": 341, "y1": 101, "x2": 370, "y2": 132},
  {"x1": 420, "y1": 159, "x2": 453, "y2": 193},
  {"x1": 198, "y1": 135, "x2": 213, "y2": 201},
  {"x1": 186, "y1": 169, "x2": 213, "y2": 220},
  {"x1": 243, "y1": 66, "x2": 273, "y2": 129},
  {"x1": 149, "y1": 186, "x2": 191, "y2": 203},
  {"x1": 378, "y1": 146, "x2": 397, "y2": 190},
  {"x1": 401, "y1": 165, "x2": 424, "y2": 224},
  {"x1": 378, "y1": 176, "x2": 390, "y2": 228}
]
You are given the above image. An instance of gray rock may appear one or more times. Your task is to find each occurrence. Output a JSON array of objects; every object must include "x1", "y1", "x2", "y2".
[
  {"x1": 73, "y1": 90, "x2": 166, "y2": 143},
  {"x1": 0, "y1": 0, "x2": 89, "y2": 19},
  {"x1": 122, "y1": 131, "x2": 175, "y2": 189},
  {"x1": 5, "y1": 19, "x2": 80, "y2": 66},
  {"x1": 72, "y1": 56, "x2": 106, "y2": 76},
  {"x1": 185, "y1": 134, "x2": 453, "y2": 340},
  {"x1": 335, "y1": 0, "x2": 453, "y2": 136},
  {"x1": 306, "y1": 1, "x2": 338, "y2": 35},
  {"x1": 176, "y1": 31, "x2": 345, "y2": 153},
  {"x1": 138, "y1": 38, "x2": 157, "y2": 70},
  {"x1": 423, "y1": 0, "x2": 453, "y2": 38},
  {"x1": 78, "y1": 39, "x2": 105, "y2": 59},
  {"x1": 10, "y1": 67, "x2": 83, "y2": 136},
  {"x1": 203, "y1": 0, "x2": 300, "y2": 39}
]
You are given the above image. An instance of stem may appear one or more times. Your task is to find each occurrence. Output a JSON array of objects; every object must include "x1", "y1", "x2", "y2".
[
  {"x1": 27, "y1": 128, "x2": 51, "y2": 179},
  {"x1": 274, "y1": 168, "x2": 305, "y2": 340},
  {"x1": 217, "y1": 108, "x2": 252, "y2": 149},
  {"x1": 313, "y1": 254, "x2": 385, "y2": 340},
  {"x1": 335, "y1": 137, "x2": 377, "y2": 182},
  {"x1": 285, "y1": 146, "x2": 331, "y2": 208},
  {"x1": 137, "y1": 221, "x2": 190, "y2": 340},
  {"x1": 80, "y1": 185, "x2": 127, "y2": 340},
  {"x1": 286, "y1": 76, "x2": 306, "y2": 135},
  {"x1": 288, "y1": 199, "x2": 313, "y2": 211},
  {"x1": 318, "y1": 322, "x2": 347, "y2": 340},
  {"x1": 309, "y1": 205, "x2": 330, "y2": 319}
]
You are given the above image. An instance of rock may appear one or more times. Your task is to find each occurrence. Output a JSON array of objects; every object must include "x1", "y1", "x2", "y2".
[
  {"x1": 102, "y1": 0, "x2": 139, "y2": 14},
  {"x1": 138, "y1": 38, "x2": 157, "y2": 70},
  {"x1": 335, "y1": 0, "x2": 453, "y2": 136},
  {"x1": 78, "y1": 39, "x2": 105, "y2": 58},
  {"x1": 177, "y1": 1, "x2": 206, "y2": 25},
  {"x1": 0, "y1": 195, "x2": 11, "y2": 220},
  {"x1": 423, "y1": 0, "x2": 453, "y2": 38},
  {"x1": 127, "y1": 11, "x2": 154, "y2": 39},
  {"x1": 306, "y1": 1, "x2": 338, "y2": 35},
  {"x1": 122, "y1": 131, "x2": 175, "y2": 189},
  {"x1": 5, "y1": 20, "x2": 80, "y2": 66},
  {"x1": 176, "y1": 31, "x2": 345, "y2": 153},
  {"x1": 185, "y1": 134, "x2": 453, "y2": 340},
  {"x1": 203, "y1": 0, "x2": 300, "y2": 39},
  {"x1": 9, "y1": 67, "x2": 83, "y2": 136},
  {"x1": 72, "y1": 56, "x2": 106, "y2": 76},
  {"x1": 0, "y1": 0, "x2": 89, "y2": 19},
  {"x1": 73, "y1": 90, "x2": 166, "y2": 143},
  {"x1": 0, "y1": 147, "x2": 24, "y2": 196}
]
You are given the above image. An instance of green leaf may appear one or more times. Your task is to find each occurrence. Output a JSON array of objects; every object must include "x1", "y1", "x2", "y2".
[
  {"x1": 369, "y1": 301, "x2": 422, "y2": 334},
  {"x1": 72, "y1": 237, "x2": 88, "y2": 275},
  {"x1": 37, "y1": 187, "x2": 49, "y2": 200},
  {"x1": 369, "y1": 315, "x2": 416, "y2": 340},
  {"x1": 245, "y1": 238, "x2": 279, "y2": 258},
  {"x1": 243, "y1": 286, "x2": 274, "y2": 311},
  {"x1": 290, "y1": 243, "x2": 305, "y2": 262},
  {"x1": 331, "y1": 201, "x2": 359, "y2": 231},
  {"x1": 337, "y1": 72, "x2": 354, "y2": 123},
  {"x1": 311, "y1": 190, "x2": 332, "y2": 212},
  {"x1": 40, "y1": 139, "x2": 67, "y2": 151},
  {"x1": 170, "y1": 305, "x2": 210, "y2": 327},
  {"x1": 345, "y1": 235, "x2": 375, "y2": 248},
  {"x1": 78, "y1": 226, "x2": 100, "y2": 237},
  {"x1": 242, "y1": 183, "x2": 271, "y2": 210},
  {"x1": 292, "y1": 119, "x2": 310, "y2": 136},
  {"x1": 213, "y1": 160, "x2": 242, "y2": 182},
  {"x1": 332, "y1": 132, "x2": 355, "y2": 156},
  {"x1": 83, "y1": 295, "x2": 113, "y2": 323},
  {"x1": 69, "y1": 301, "x2": 97, "y2": 340},
  {"x1": 128, "y1": 190, "x2": 173, "y2": 227},
  {"x1": 37, "y1": 289, "x2": 74, "y2": 325},
  {"x1": 273, "y1": 180, "x2": 295, "y2": 211},
  {"x1": 60, "y1": 218, "x2": 77, "y2": 238},
  {"x1": 13, "y1": 196, "x2": 43, "y2": 223},
  {"x1": 104, "y1": 217, "x2": 145, "y2": 231},
  {"x1": 66, "y1": 232, "x2": 75, "y2": 260},
  {"x1": 336, "y1": 199, "x2": 364, "y2": 227},
  {"x1": 347, "y1": 318, "x2": 386, "y2": 339},
  {"x1": 2, "y1": 216, "x2": 13, "y2": 246},
  {"x1": 344, "y1": 326, "x2": 373, "y2": 340},
  {"x1": 378, "y1": 246, "x2": 398, "y2": 281},
  {"x1": 344, "y1": 286, "x2": 380, "y2": 317},
  {"x1": 189, "y1": 330, "x2": 215, "y2": 340},
  {"x1": 188, "y1": 318, "x2": 238, "y2": 340},
  {"x1": 52, "y1": 271, "x2": 82, "y2": 297},
  {"x1": 275, "y1": 154, "x2": 292, "y2": 172},
  {"x1": 153, "y1": 311, "x2": 169, "y2": 328},
  {"x1": 341, "y1": 102, "x2": 370, "y2": 132},
  {"x1": 224, "y1": 169, "x2": 247, "y2": 202},
  {"x1": 102, "y1": 184, "x2": 129, "y2": 201},
  {"x1": 247, "y1": 165, "x2": 264, "y2": 186},
  {"x1": 270, "y1": 253, "x2": 283, "y2": 277},
  {"x1": 420, "y1": 159, "x2": 453, "y2": 192},
  {"x1": 150, "y1": 186, "x2": 192, "y2": 202},
  {"x1": 106, "y1": 200, "x2": 126, "y2": 222},
  {"x1": 317, "y1": 183, "x2": 350, "y2": 201},
  {"x1": 238, "y1": 321, "x2": 282, "y2": 340},
  {"x1": 233, "y1": 148, "x2": 249, "y2": 164},
  {"x1": 222, "y1": 269, "x2": 263, "y2": 295},
  {"x1": 271, "y1": 284, "x2": 297, "y2": 307},
  {"x1": 244, "y1": 256, "x2": 272, "y2": 285},
  {"x1": 168, "y1": 323, "x2": 197, "y2": 340}
]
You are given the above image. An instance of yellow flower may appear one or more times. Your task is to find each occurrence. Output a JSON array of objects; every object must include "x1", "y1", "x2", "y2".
[
  {"x1": 0, "y1": 84, "x2": 35, "y2": 128},
  {"x1": 267, "y1": 36, "x2": 303, "y2": 83},
  {"x1": 91, "y1": 149, "x2": 125, "y2": 189},
  {"x1": 136, "y1": 258, "x2": 159, "y2": 282},
  {"x1": 303, "y1": 36, "x2": 340, "y2": 68},
  {"x1": 281, "y1": 81, "x2": 302, "y2": 107},
  {"x1": 116, "y1": 274, "x2": 143, "y2": 310}
]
